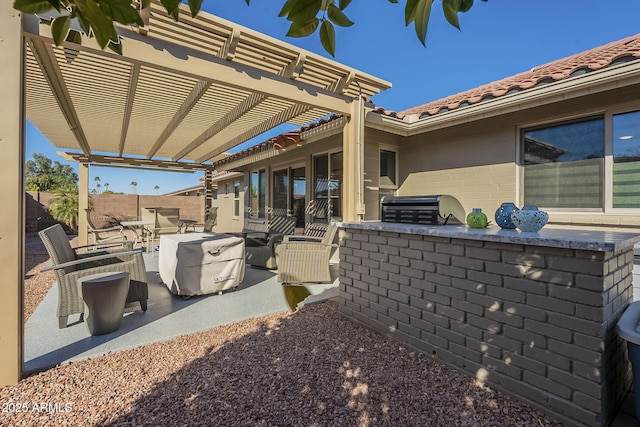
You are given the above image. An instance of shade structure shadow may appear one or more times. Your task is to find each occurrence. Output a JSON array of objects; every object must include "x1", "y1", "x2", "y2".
[{"x1": 24, "y1": 252, "x2": 338, "y2": 376}]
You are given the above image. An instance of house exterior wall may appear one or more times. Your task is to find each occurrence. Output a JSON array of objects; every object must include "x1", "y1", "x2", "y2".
[
  {"x1": 400, "y1": 126, "x2": 517, "y2": 216},
  {"x1": 217, "y1": 128, "x2": 401, "y2": 225},
  {"x1": 218, "y1": 81, "x2": 640, "y2": 231},
  {"x1": 214, "y1": 178, "x2": 245, "y2": 233},
  {"x1": 396, "y1": 87, "x2": 640, "y2": 229}
]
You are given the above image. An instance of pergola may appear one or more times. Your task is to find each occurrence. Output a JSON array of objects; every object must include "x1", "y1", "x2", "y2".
[{"x1": 0, "y1": 1, "x2": 390, "y2": 385}]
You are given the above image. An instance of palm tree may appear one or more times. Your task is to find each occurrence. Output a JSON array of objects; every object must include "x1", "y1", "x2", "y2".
[
  {"x1": 130, "y1": 181, "x2": 137, "y2": 194},
  {"x1": 48, "y1": 186, "x2": 79, "y2": 232},
  {"x1": 154, "y1": 185, "x2": 160, "y2": 195},
  {"x1": 104, "y1": 182, "x2": 109, "y2": 192},
  {"x1": 94, "y1": 176, "x2": 101, "y2": 193},
  {"x1": 96, "y1": 183, "x2": 101, "y2": 193}
]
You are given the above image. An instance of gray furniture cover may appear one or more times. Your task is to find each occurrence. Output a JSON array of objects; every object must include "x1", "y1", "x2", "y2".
[{"x1": 159, "y1": 233, "x2": 245, "y2": 296}]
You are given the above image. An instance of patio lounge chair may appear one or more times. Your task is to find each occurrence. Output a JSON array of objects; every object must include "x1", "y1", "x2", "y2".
[
  {"x1": 275, "y1": 223, "x2": 338, "y2": 284},
  {"x1": 86, "y1": 209, "x2": 126, "y2": 250},
  {"x1": 245, "y1": 215, "x2": 297, "y2": 269},
  {"x1": 203, "y1": 207, "x2": 218, "y2": 233},
  {"x1": 39, "y1": 224, "x2": 149, "y2": 329}
]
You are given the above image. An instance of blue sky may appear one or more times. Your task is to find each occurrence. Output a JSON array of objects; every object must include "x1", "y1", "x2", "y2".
[{"x1": 26, "y1": 0, "x2": 640, "y2": 194}]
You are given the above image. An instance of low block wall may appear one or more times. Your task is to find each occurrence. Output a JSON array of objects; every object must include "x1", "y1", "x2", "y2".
[
  {"x1": 26, "y1": 192, "x2": 205, "y2": 231},
  {"x1": 337, "y1": 224, "x2": 638, "y2": 427}
]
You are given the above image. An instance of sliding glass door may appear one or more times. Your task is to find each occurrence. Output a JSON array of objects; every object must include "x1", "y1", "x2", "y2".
[
  {"x1": 272, "y1": 166, "x2": 306, "y2": 227},
  {"x1": 313, "y1": 152, "x2": 342, "y2": 222}
]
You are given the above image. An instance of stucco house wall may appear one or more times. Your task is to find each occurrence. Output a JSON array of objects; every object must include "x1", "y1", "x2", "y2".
[
  {"x1": 399, "y1": 124, "x2": 518, "y2": 216},
  {"x1": 394, "y1": 86, "x2": 640, "y2": 229},
  {"x1": 214, "y1": 178, "x2": 245, "y2": 234}
]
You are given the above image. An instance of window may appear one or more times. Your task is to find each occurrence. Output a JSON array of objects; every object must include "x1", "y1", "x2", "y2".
[
  {"x1": 613, "y1": 111, "x2": 640, "y2": 208},
  {"x1": 233, "y1": 182, "x2": 240, "y2": 217},
  {"x1": 522, "y1": 110, "x2": 640, "y2": 212},
  {"x1": 380, "y1": 149, "x2": 397, "y2": 187},
  {"x1": 250, "y1": 169, "x2": 266, "y2": 217},
  {"x1": 313, "y1": 152, "x2": 342, "y2": 222},
  {"x1": 522, "y1": 117, "x2": 604, "y2": 209}
]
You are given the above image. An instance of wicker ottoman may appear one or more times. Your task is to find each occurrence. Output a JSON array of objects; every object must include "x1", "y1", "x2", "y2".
[{"x1": 78, "y1": 272, "x2": 130, "y2": 336}]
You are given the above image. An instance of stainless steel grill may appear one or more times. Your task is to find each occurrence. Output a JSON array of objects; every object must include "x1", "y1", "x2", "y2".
[{"x1": 380, "y1": 195, "x2": 465, "y2": 225}]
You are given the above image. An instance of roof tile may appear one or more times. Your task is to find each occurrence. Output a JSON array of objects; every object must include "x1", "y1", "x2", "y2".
[{"x1": 390, "y1": 34, "x2": 640, "y2": 120}]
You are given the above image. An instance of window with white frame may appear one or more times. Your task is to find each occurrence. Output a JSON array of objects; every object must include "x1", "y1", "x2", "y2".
[
  {"x1": 612, "y1": 110, "x2": 640, "y2": 208},
  {"x1": 521, "y1": 110, "x2": 640, "y2": 211}
]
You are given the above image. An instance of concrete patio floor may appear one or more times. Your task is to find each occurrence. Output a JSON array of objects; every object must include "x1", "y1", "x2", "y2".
[{"x1": 24, "y1": 252, "x2": 338, "y2": 376}]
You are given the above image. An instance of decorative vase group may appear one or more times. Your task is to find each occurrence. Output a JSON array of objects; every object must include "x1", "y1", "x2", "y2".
[
  {"x1": 468, "y1": 203, "x2": 548, "y2": 232},
  {"x1": 510, "y1": 205, "x2": 549, "y2": 233}
]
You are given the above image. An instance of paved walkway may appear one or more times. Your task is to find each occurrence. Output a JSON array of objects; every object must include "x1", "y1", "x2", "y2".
[{"x1": 24, "y1": 253, "x2": 337, "y2": 375}]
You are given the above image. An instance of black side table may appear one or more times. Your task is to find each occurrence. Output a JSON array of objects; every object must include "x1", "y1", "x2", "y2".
[{"x1": 78, "y1": 272, "x2": 130, "y2": 335}]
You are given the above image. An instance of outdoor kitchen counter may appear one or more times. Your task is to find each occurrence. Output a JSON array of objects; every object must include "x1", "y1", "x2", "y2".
[
  {"x1": 334, "y1": 220, "x2": 640, "y2": 427},
  {"x1": 333, "y1": 221, "x2": 640, "y2": 252}
]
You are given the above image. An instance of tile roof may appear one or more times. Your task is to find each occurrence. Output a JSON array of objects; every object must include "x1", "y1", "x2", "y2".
[{"x1": 376, "y1": 33, "x2": 640, "y2": 120}]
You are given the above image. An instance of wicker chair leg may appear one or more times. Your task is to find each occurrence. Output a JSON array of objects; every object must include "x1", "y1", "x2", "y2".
[{"x1": 58, "y1": 316, "x2": 68, "y2": 329}]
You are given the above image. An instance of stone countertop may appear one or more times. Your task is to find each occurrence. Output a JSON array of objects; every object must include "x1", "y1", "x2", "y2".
[{"x1": 333, "y1": 221, "x2": 640, "y2": 253}]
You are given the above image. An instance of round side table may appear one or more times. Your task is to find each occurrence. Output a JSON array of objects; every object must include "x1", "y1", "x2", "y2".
[{"x1": 77, "y1": 271, "x2": 130, "y2": 336}]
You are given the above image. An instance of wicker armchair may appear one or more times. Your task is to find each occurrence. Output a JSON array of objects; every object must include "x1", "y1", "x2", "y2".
[
  {"x1": 39, "y1": 224, "x2": 148, "y2": 329},
  {"x1": 275, "y1": 223, "x2": 338, "y2": 284}
]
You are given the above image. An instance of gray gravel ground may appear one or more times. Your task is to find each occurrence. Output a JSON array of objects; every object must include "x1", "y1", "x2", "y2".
[{"x1": 4, "y1": 234, "x2": 564, "y2": 426}]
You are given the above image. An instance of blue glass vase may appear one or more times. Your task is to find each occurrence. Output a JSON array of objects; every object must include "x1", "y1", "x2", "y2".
[{"x1": 494, "y1": 202, "x2": 519, "y2": 229}]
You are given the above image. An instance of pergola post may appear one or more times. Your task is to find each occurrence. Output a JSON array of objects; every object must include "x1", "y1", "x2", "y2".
[
  {"x1": 342, "y1": 96, "x2": 365, "y2": 222},
  {"x1": 77, "y1": 162, "x2": 89, "y2": 247},
  {"x1": 0, "y1": 3, "x2": 25, "y2": 385},
  {"x1": 204, "y1": 168, "x2": 213, "y2": 216}
]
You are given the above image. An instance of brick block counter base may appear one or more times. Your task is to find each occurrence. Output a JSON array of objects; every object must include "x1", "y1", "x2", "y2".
[{"x1": 334, "y1": 222, "x2": 640, "y2": 427}]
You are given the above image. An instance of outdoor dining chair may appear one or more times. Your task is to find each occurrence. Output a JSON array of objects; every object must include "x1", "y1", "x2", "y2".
[
  {"x1": 141, "y1": 207, "x2": 180, "y2": 250},
  {"x1": 39, "y1": 224, "x2": 148, "y2": 328}
]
